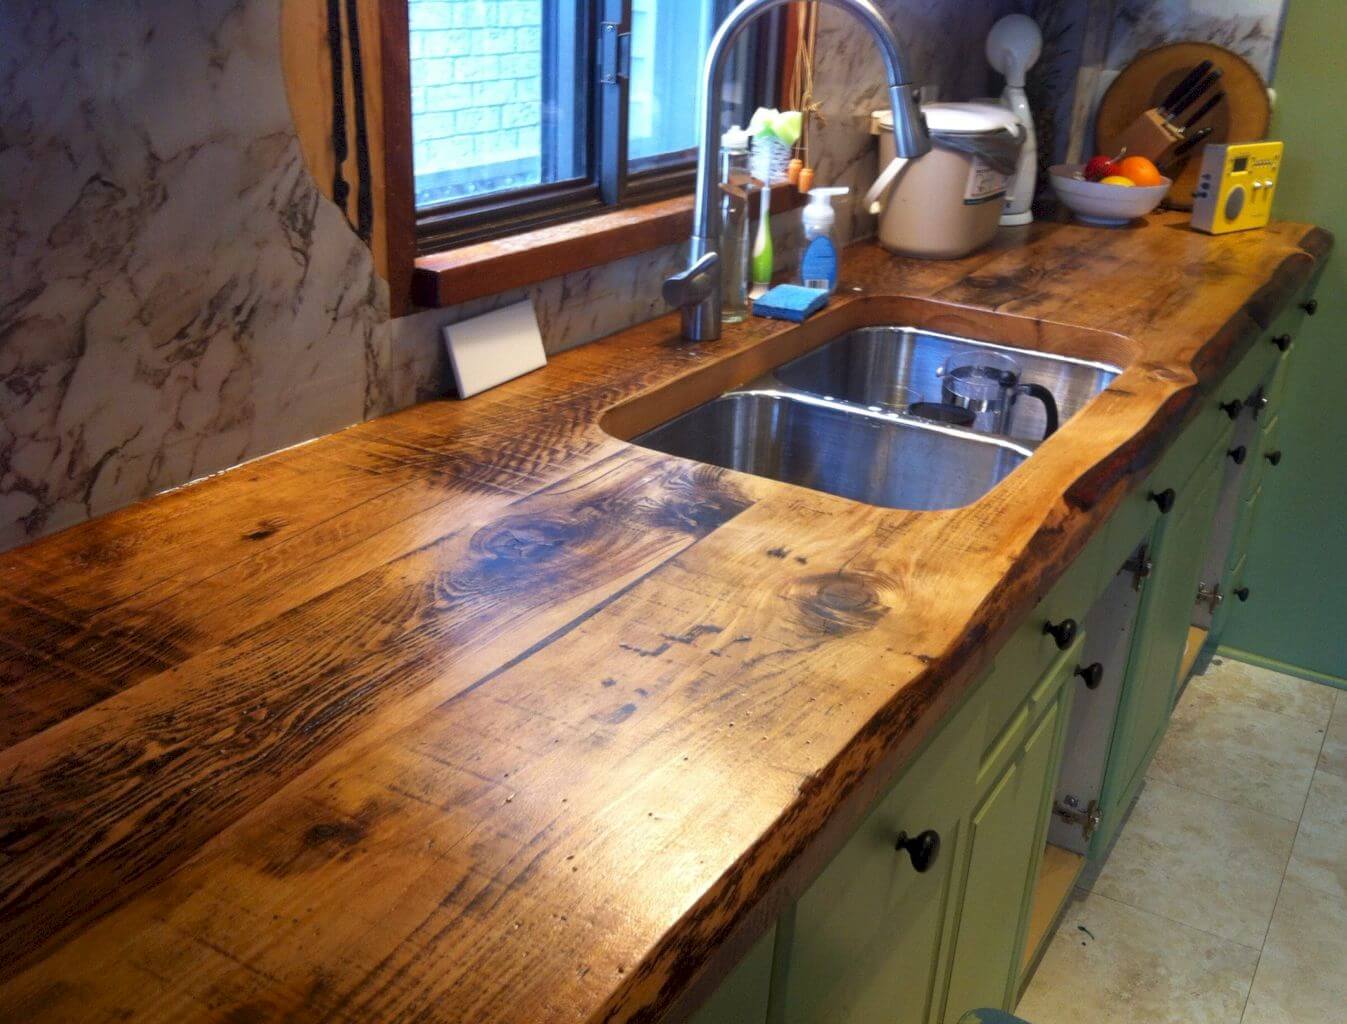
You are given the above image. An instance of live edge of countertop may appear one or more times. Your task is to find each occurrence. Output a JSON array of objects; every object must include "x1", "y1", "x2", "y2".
[{"x1": 0, "y1": 213, "x2": 1332, "y2": 1023}]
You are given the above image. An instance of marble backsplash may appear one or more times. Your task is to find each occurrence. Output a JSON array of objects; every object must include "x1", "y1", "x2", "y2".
[{"x1": 4, "y1": 0, "x2": 1014, "y2": 551}]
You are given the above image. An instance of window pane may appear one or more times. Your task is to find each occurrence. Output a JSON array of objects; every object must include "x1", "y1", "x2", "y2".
[
  {"x1": 410, "y1": 1, "x2": 588, "y2": 210},
  {"x1": 627, "y1": 0, "x2": 716, "y2": 163}
]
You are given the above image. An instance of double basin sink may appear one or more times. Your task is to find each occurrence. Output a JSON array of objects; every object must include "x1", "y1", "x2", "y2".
[{"x1": 630, "y1": 325, "x2": 1121, "y2": 511}]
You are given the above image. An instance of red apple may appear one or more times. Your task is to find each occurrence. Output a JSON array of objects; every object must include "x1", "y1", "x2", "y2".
[{"x1": 1083, "y1": 154, "x2": 1120, "y2": 182}]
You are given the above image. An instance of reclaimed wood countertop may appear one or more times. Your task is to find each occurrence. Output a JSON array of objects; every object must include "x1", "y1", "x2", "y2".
[{"x1": 0, "y1": 213, "x2": 1332, "y2": 1022}]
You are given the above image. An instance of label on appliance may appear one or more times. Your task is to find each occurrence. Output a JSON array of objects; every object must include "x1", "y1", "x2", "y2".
[{"x1": 963, "y1": 156, "x2": 1008, "y2": 206}]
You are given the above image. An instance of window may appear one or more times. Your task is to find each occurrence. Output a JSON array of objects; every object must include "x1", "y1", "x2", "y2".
[{"x1": 409, "y1": 0, "x2": 779, "y2": 252}]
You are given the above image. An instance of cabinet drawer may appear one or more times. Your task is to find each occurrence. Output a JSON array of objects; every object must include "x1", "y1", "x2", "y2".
[
  {"x1": 1254, "y1": 414, "x2": 1284, "y2": 494},
  {"x1": 1263, "y1": 304, "x2": 1307, "y2": 414},
  {"x1": 1149, "y1": 390, "x2": 1234, "y2": 498},
  {"x1": 780, "y1": 695, "x2": 984, "y2": 1024},
  {"x1": 980, "y1": 634, "x2": 1083, "y2": 788},
  {"x1": 1099, "y1": 474, "x2": 1162, "y2": 581},
  {"x1": 978, "y1": 553, "x2": 1098, "y2": 761}
]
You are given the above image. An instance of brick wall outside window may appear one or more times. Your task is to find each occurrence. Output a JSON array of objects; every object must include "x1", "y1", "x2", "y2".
[{"x1": 410, "y1": 0, "x2": 547, "y2": 206}]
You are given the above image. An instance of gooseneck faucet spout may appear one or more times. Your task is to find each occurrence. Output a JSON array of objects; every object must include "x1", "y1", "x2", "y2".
[{"x1": 663, "y1": 0, "x2": 929, "y2": 342}]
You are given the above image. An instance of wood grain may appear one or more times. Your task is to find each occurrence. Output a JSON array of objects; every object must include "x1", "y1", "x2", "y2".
[
  {"x1": 0, "y1": 214, "x2": 1331, "y2": 1023},
  {"x1": 412, "y1": 186, "x2": 809, "y2": 309}
]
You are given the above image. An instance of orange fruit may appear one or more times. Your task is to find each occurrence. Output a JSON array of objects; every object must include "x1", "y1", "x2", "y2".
[
  {"x1": 1099, "y1": 175, "x2": 1136, "y2": 187},
  {"x1": 1117, "y1": 155, "x2": 1163, "y2": 187}
]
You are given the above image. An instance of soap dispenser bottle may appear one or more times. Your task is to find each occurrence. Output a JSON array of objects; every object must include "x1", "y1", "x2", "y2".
[{"x1": 800, "y1": 187, "x2": 849, "y2": 294}]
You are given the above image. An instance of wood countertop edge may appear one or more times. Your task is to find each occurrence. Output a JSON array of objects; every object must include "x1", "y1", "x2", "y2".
[
  {"x1": 0, "y1": 217, "x2": 1333, "y2": 1024},
  {"x1": 584, "y1": 223, "x2": 1335, "y2": 1024}
]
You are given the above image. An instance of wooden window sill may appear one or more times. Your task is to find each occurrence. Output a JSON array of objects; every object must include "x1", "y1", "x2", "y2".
[{"x1": 411, "y1": 185, "x2": 808, "y2": 309}]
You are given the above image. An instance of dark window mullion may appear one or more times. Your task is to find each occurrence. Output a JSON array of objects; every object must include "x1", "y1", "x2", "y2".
[{"x1": 596, "y1": 0, "x2": 631, "y2": 206}]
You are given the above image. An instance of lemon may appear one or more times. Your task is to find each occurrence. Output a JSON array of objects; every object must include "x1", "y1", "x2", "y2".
[{"x1": 1099, "y1": 175, "x2": 1136, "y2": 187}]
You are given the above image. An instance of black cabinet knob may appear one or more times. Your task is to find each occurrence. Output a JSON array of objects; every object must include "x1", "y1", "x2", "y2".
[
  {"x1": 1043, "y1": 618, "x2": 1078, "y2": 650},
  {"x1": 1075, "y1": 662, "x2": 1104, "y2": 690},
  {"x1": 1149, "y1": 488, "x2": 1176, "y2": 514},
  {"x1": 1272, "y1": 334, "x2": 1293, "y2": 352},
  {"x1": 1247, "y1": 388, "x2": 1269, "y2": 418},
  {"x1": 895, "y1": 829, "x2": 941, "y2": 873},
  {"x1": 1303, "y1": 298, "x2": 1319, "y2": 316},
  {"x1": 1227, "y1": 446, "x2": 1247, "y2": 465},
  {"x1": 1220, "y1": 399, "x2": 1243, "y2": 420},
  {"x1": 1265, "y1": 449, "x2": 1283, "y2": 466},
  {"x1": 1235, "y1": 586, "x2": 1251, "y2": 602}
]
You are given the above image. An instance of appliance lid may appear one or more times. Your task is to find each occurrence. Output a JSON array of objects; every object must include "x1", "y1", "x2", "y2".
[{"x1": 872, "y1": 101, "x2": 1021, "y2": 136}]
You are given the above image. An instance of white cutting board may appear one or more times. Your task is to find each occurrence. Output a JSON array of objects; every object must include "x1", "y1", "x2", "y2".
[{"x1": 442, "y1": 299, "x2": 547, "y2": 398}]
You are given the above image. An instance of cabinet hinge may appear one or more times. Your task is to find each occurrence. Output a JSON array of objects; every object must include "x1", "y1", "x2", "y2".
[
  {"x1": 1054, "y1": 796, "x2": 1102, "y2": 841},
  {"x1": 1124, "y1": 545, "x2": 1154, "y2": 592},
  {"x1": 1196, "y1": 580, "x2": 1224, "y2": 613},
  {"x1": 599, "y1": 22, "x2": 632, "y2": 85}
]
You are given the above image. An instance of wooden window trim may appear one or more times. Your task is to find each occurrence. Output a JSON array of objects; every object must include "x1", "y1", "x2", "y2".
[
  {"x1": 373, "y1": 0, "x2": 808, "y2": 314},
  {"x1": 411, "y1": 183, "x2": 805, "y2": 309}
]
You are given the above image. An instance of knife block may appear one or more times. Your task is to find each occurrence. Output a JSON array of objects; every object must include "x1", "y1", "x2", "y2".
[{"x1": 1114, "y1": 108, "x2": 1184, "y2": 162}]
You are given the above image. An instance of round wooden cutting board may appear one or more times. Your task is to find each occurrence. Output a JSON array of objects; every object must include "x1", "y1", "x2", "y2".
[{"x1": 1096, "y1": 42, "x2": 1271, "y2": 210}]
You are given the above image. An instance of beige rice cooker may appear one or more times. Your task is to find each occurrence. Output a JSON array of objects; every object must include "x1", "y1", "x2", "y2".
[{"x1": 867, "y1": 102, "x2": 1024, "y2": 259}]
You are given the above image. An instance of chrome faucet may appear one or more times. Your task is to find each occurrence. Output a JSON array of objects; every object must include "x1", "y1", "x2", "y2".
[{"x1": 663, "y1": 0, "x2": 930, "y2": 342}]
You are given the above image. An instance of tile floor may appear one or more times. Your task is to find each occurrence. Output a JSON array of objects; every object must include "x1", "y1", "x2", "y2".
[{"x1": 1018, "y1": 656, "x2": 1346, "y2": 1024}]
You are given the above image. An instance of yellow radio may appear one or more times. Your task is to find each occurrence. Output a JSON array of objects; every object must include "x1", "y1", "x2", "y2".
[{"x1": 1190, "y1": 141, "x2": 1284, "y2": 234}]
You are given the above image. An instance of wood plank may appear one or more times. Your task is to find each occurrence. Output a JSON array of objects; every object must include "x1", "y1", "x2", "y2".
[
  {"x1": 412, "y1": 186, "x2": 808, "y2": 308},
  {"x1": 0, "y1": 218, "x2": 1330, "y2": 1023},
  {"x1": 1020, "y1": 843, "x2": 1086, "y2": 977},
  {"x1": 1180, "y1": 624, "x2": 1209, "y2": 682}
]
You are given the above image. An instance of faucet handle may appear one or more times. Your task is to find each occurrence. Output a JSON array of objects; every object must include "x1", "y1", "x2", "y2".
[{"x1": 663, "y1": 251, "x2": 721, "y2": 309}]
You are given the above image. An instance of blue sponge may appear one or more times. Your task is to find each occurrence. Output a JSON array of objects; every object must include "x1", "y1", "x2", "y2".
[{"x1": 752, "y1": 284, "x2": 830, "y2": 323}]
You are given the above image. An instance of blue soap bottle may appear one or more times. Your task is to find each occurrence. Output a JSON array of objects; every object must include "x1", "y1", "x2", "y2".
[{"x1": 799, "y1": 187, "x2": 848, "y2": 294}]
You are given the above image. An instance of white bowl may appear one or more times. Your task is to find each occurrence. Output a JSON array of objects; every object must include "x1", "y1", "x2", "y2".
[{"x1": 1049, "y1": 163, "x2": 1171, "y2": 226}]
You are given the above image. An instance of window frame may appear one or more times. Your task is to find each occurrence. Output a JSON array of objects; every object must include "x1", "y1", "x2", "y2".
[{"x1": 408, "y1": 0, "x2": 786, "y2": 256}]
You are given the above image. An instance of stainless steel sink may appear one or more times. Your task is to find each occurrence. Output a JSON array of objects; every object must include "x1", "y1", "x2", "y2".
[
  {"x1": 775, "y1": 326, "x2": 1121, "y2": 443},
  {"x1": 635, "y1": 389, "x2": 1030, "y2": 511}
]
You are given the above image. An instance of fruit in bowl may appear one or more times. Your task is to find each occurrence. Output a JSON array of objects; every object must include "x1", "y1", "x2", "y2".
[{"x1": 1050, "y1": 158, "x2": 1172, "y2": 227}]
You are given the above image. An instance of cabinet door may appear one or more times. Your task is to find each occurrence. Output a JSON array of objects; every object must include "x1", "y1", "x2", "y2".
[
  {"x1": 780, "y1": 700, "x2": 982, "y2": 1024},
  {"x1": 1107, "y1": 450, "x2": 1224, "y2": 808},
  {"x1": 687, "y1": 928, "x2": 776, "y2": 1024},
  {"x1": 939, "y1": 649, "x2": 1076, "y2": 1023}
]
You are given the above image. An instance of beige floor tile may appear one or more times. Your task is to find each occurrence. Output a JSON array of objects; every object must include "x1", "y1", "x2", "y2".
[
  {"x1": 1285, "y1": 768, "x2": 1347, "y2": 900},
  {"x1": 1016, "y1": 888, "x2": 1258, "y2": 1024},
  {"x1": 1242, "y1": 879, "x2": 1347, "y2": 1024},
  {"x1": 1148, "y1": 673, "x2": 1323, "y2": 821},
  {"x1": 1319, "y1": 690, "x2": 1347, "y2": 778},
  {"x1": 1197, "y1": 656, "x2": 1337, "y2": 726},
  {"x1": 1089, "y1": 778, "x2": 1296, "y2": 948}
]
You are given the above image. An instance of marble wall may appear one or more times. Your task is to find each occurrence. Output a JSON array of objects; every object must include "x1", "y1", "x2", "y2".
[{"x1": 1, "y1": 0, "x2": 1019, "y2": 552}]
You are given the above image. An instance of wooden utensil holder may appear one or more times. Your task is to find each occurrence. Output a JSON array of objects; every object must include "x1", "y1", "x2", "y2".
[{"x1": 1115, "y1": 108, "x2": 1184, "y2": 162}]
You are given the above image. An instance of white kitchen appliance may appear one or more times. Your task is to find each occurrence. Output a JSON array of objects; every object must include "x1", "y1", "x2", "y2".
[
  {"x1": 985, "y1": 13, "x2": 1043, "y2": 226},
  {"x1": 867, "y1": 102, "x2": 1023, "y2": 259}
]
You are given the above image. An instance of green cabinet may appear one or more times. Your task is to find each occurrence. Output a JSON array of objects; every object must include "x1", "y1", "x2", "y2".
[
  {"x1": 938, "y1": 643, "x2": 1078, "y2": 1023},
  {"x1": 688, "y1": 929, "x2": 777, "y2": 1024},
  {"x1": 1097, "y1": 437, "x2": 1225, "y2": 850},
  {"x1": 687, "y1": 304, "x2": 1317, "y2": 1024},
  {"x1": 779, "y1": 698, "x2": 983, "y2": 1024}
]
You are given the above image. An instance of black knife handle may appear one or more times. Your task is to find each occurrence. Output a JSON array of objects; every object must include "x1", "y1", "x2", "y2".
[
  {"x1": 1160, "y1": 59, "x2": 1214, "y2": 113},
  {"x1": 1169, "y1": 68, "x2": 1224, "y2": 119}
]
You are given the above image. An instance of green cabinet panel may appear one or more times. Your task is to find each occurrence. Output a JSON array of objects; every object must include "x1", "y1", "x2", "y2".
[
  {"x1": 780, "y1": 699, "x2": 984, "y2": 1024},
  {"x1": 1098, "y1": 444, "x2": 1225, "y2": 844},
  {"x1": 687, "y1": 928, "x2": 777, "y2": 1024},
  {"x1": 1223, "y1": 0, "x2": 1346, "y2": 683},
  {"x1": 938, "y1": 644, "x2": 1077, "y2": 1023}
]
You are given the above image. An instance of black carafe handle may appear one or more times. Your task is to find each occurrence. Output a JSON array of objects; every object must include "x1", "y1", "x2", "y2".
[{"x1": 1017, "y1": 382, "x2": 1060, "y2": 438}]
